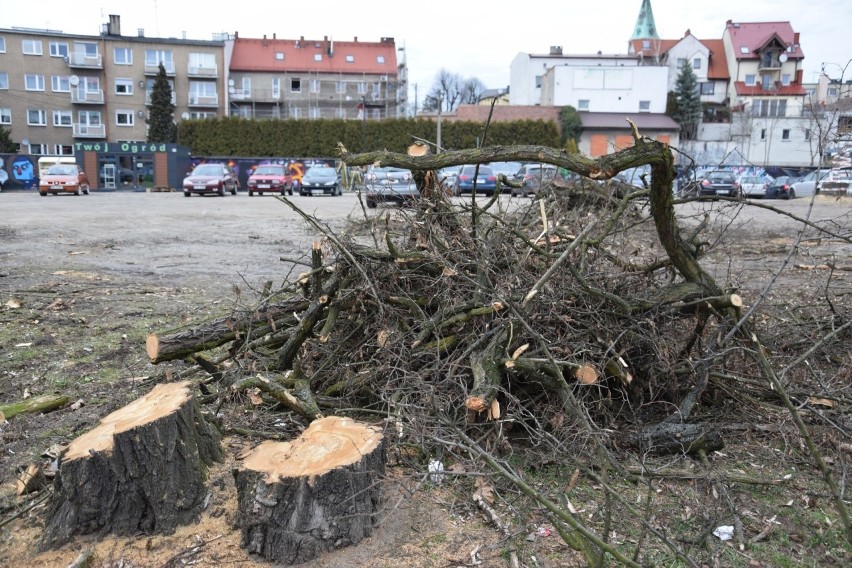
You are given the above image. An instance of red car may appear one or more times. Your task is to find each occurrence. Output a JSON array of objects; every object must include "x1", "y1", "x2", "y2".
[
  {"x1": 39, "y1": 164, "x2": 90, "y2": 196},
  {"x1": 246, "y1": 164, "x2": 294, "y2": 196},
  {"x1": 182, "y1": 163, "x2": 239, "y2": 197}
]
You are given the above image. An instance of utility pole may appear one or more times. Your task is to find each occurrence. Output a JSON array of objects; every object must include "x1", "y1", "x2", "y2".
[{"x1": 436, "y1": 95, "x2": 443, "y2": 154}]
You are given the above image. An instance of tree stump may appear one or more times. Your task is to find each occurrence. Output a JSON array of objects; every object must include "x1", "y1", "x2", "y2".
[
  {"x1": 40, "y1": 381, "x2": 223, "y2": 550},
  {"x1": 235, "y1": 416, "x2": 385, "y2": 565}
]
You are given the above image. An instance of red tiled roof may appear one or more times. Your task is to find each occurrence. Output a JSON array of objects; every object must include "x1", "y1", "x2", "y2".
[
  {"x1": 628, "y1": 38, "x2": 679, "y2": 57},
  {"x1": 230, "y1": 36, "x2": 398, "y2": 76},
  {"x1": 734, "y1": 81, "x2": 807, "y2": 96},
  {"x1": 725, "y1": 21, "x2": 804, "y2": 60}
]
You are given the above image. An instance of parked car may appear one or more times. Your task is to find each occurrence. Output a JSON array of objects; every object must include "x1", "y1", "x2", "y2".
[
  {"x1": 738, "y1": 175, "x2": 769, "y2": 198},
  {"x1": 38, "y1": 164, "x2": 90, "y2": 196},
  {"x1": 512, "y1": 164, "x2": 560, "y2": 197},
  {"x1": 790, "y1": 170, "x2": 830, "y2": 198},
  {"x1": 489, "y1": 161, "x2": 523, "y2": 190},
  {"x1": 684, "y1": 171, "x2": 741, "y2": 197},
  {"x1": 363, "y1": 166, "x2": 418, "y2": 208},
  {"x1": 247, "y1": 164, "x2": 293, "y2": 196},
  {"x1": 0, "y1": 167, "x2": 7, "y2": 190},
  {"x1": 765, "y1": 175, "x2": 799, "y2": 199},
  {"x1": 819, "y1": 167, "x2": 852, "y2": 196},
  {"x1": 437, "y1": 166, "x2": 461, "y2": 189},
  {"x1": 182, "y1": 163, "x2": 238, "y2": 197},
  {"x1": 300, "y1": 166, "x2": 342, "y2": 196},
  {"x1": 453, "y1": 165, "x2": 498, "y2": 196}
]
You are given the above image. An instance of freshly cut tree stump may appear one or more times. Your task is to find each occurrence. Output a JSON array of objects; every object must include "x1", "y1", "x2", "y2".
[
  {"x1": 235, "y1": 416, "x2": 385, "y2": 565},
  {"x1": 40, "y1": 381, "x2": 223, "y2": 550}
]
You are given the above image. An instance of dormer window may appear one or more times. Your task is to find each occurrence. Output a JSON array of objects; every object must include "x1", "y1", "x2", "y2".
[
  {"x1": 314, "y1": 54, "x2": 322, "y2": 62},
  {"x1": 275, "y1": 52, "x2": 284, "y2": 60},
  {"x1": 345, "y1": 55, "x2": 354, "y2": 63},
  {"x1": 740, "y1": 46, "x2": 750, "y2": 54},
  {"x1": 376, "y1": 55, "x2": 385, "y2": 64}
]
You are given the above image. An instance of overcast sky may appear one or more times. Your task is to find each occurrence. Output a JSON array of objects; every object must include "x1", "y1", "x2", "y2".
[{"x1": 5, "y1": 0, "x2": 851, "y2": 105}]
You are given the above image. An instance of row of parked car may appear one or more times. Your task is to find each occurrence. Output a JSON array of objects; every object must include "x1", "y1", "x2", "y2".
[
  {"x1": 183, "y1": 163, "x2": 345, "y2": 197},
  {"x1": 677, "y1": 167, "x2": 852, "y2": 199}
]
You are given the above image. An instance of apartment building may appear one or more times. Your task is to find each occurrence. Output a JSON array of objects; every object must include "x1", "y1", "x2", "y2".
[
  {"x1": 227, "y1": 34, "x2": 404, "y2": 120},
  {"x1": 0, "y1": 15, "x2": 226, "y2": 156}
]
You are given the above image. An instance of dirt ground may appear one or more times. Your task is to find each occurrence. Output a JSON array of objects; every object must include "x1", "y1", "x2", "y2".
[{"x1": 1, "y1": 190, "x2": 850, "y2": 567}]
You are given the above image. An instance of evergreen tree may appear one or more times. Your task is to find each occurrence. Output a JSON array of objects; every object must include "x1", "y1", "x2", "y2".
[
  {"x1": 0, "y1": 124, "x2": 17, "y2": 153},
  {"x1": 674, "y1": 63, "x2": 702, "y2": 141},
  {"x1": 146, "y1": 62, "x2": 177, "y2": 143},
  {"x1": 558, "y1": 106, "x2": 583, "y2": 146}
]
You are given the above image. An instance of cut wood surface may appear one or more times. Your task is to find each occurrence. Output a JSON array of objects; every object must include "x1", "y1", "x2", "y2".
[
  {"x1": 236, "y1": 416, "x2": 385, "y2": 565},
  {"x1": 40, "y1": 381, "x2": 223, "y2": 550}
]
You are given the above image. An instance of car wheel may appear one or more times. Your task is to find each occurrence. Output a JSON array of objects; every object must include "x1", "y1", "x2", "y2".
[
  {"x1": 366, "y1": 198, "x2": 377, "y2": 209},
  {"x1": 39, "y1": 191, "x2": 47, "y2": 197},
  {"x1": 76, "y1": 187, "x2": 83, "y2": 196},
  {"x1": 788, "y1": 190, "x2": 795, "y2": 200},
  {"x1": 184, "y1": 192, "x2": 191, "y2": 197},
  {"x1": 231, "y1": 187, "x2": 237, "y2": 196},
  {"x1": 248, "y1": 190, "x2": 254, "y2": 196},
  {"x1": 83, "y1": 185, "x2": 90, "y2": 195},
  {"x1": 218, "y1": 186, "x2": 225, "y2": 197},
  {"x1": 288, "y1": 188, "x2": 293, "y2": 196}
]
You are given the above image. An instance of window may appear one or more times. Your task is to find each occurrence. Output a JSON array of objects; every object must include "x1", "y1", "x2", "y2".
[
  {"x1": 145, "y1": 49, "x2": 174, "y2": 72},
  {"x1": 54, "y1": 145, "x2": 74, "y2": 155},
  {"x1": 760, "y1": 128, "x2": 766, "y2": 140},
  {"x1": 535, "y1": 75, "x2": 542, "y2": 88},
  {"x1": 700, "y1": 82, "x2": 715, "y2": 95},
  {"x1": 50, "y1": 42, "x2": 68, "y2": 58},
  {"x1": 0, "y1": 37, "x2": 5, "y2": 52},
  {"x1": 336, "y1": 80, "x2": 346, "y2": 94},
  {"x1": 372, "y1": 82, "x2": 381, "y2": 96},
  {"x1": 677, "y1": 58, "x2": 687, "y2": 68},
  {"x1": 376, "y1": 55, "x2": 385, "y2": 64},
  {"x1": 740, "y1": 46, "x2": 750, "y2": 54},
  {"x1": 115, "y1": 110, "x2": 134, "y2": 126},
  {"x1": 275, "y1": 52, "x2": 284, "y2": 60},
  {"x1": 803, "y1": 129, "x2": 811, "y2": 141},
  {"x1": 309, "y1": 106, "x2": 320, "y2": 119},
  {"x1": 345, "y1": 55, "x2": 354, "y2": 63},
  {"x1": 357, "y1": 81, "x2": 366, "y2": 94},
  {"x1": 314, "y1": 54, "x2": 322, "y2": 62},
  {"x1": 310, "y1": 79, "x2": 319, "y2": 93},
  {"x1": 638, "y1": 100, "x2": 650, "y2": 112},
  {"x1": 52, "y1": 75, "x2": 70, "y2": 92},
  {"x1": 744, "y1": 74, "x2": 756, "y2": 86},
  {"x1": 271, "y1": 78, "x2": 280, "y2": 99},
  {"x1": 642, "y1": 40, "x2": 650, "y2": 49},
  {"x1": 25, "y1": 74, "x2": 45, "y2": 91},
  {"x1": 577, "y1": 99, "x2": 589, "y2": 110},
  {"x1": 115, "y1": 78, "x2": 134, "y2": 95},
  {"x1": 752, "y1": 99, "x2": 787, "y2": 118},
  {"x1": 0, "y1": 108, "x2": 10, "y2": 124},
  {"x1": 827, "y1": 87, "x2": 838, "y2": 97},
  {"x1": 53, "y1": 110, "x2": 72, "y2": 126},
  {"x1": 77, "y1": 110, "x2": 101, "y2": 127},
  {"x1": 114, "y1": 47, "x2": 132, "y2": 65},
  {"x1": 693, "y1": 58, "x2": 701, "y2": 69},
  {"x1": 22, "y1": 39, "x2": 43, "y2": 55},
  {"x1": 0, "y1": 73, "x2": 7, "y2": 90},
  {"x1": 290, "y1": 78, "x2": 301, "y2": 92},
  {"x1": 29, "y1": 143, "x2": 49, "y2": 155},
  {"x1": 781, "y1": 74, "x2": 791, "y2": 86},
  {"x1": 761, "y1": 74, "x2": 772, "y2": 90},
  {"x1": 781, "y1": 129, "x2": 790, "y2": 140},
  {"x1": 27, "y1": 109, "x2": 47, "y2": 125},
  {"x1": 189, "y1": 111, "x2": 216, "y2": 119},
  {"x1": 189, "y1": 80, "x2": 216, "y2": 101}
]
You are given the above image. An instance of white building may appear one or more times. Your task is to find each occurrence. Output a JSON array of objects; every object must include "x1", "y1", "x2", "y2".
[{"x1": 540, "y1": 65, "x2": 669, "y2": 113}]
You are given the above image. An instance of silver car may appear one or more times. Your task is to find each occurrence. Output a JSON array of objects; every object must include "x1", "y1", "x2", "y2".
[
  {"x1": 738, "y1": 175, "x2": 768, "y2": 198},
  {"x1": 363, "y1": 166, "x2": 418, "y2": 208}
]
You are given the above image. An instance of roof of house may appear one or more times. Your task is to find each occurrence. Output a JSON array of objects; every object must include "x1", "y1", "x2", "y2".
[
  {"x1": 725, "y1": 21, "x2": 804, "y2": 60},
  {"x1": 628, "y1": 35, "x2": 729, "y2": 80},
  {"x1": 733, "y1": 82, "x2": 807, "y2": 97},
  {"x1": 230, "y1": 35, "x2": 398, "y2": 76},
  {"x1": 579, "y1": 112, "x2": 681, "y2": 131}
]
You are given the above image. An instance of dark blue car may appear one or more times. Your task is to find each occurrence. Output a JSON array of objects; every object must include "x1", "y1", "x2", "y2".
[{"x1": 452, "y1": 165, "x2": 498, "y2": 196}]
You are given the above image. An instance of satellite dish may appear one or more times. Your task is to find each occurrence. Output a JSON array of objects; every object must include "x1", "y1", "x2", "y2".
[
  {"x1": 181, "y1": 112, "x2": 190, "y2": 120},
  {"x1": 69, "y1": 75, "x2": 79, "y2": 86},
  {"x1": 779, "y1": 53, "x2": 788, "y2": 63},
  {"x1": 228, "y1": 79, "x2": 235, "y2": 87}
]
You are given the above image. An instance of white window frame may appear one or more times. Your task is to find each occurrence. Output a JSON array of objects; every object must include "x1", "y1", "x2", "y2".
[
  {"x1": 271, "y1": 77, "x2": 281, "y2": 99},
  {"x1": 50, "y1": 41, "x2": 68, "y2": 58},
  {"x1": 310, "y1": 79, "x2": 319, "y2": 93},
  {"x1": 345, "y1": 55, "x2": 354, "y2": 63},
  {"x1": 114, "y1": 47, "x2": 133, "y2": 65},
  {"x1": 75, "y1": 41, "x2": 99, "y2": 58},
  {"x1": 52, "y1": 75, "x2": 70, "y2": 92},
  {"x1": 189, "y1": 111, "x2": 216, "y2": 119},
  {"x1": 188, "y1": 52, "x2": 215, "y2": 70},
  {"x1": 54, "y1": 144, "x2": 74, "y2": 155},
  {"x1": 241, "y1": 77, "x2": 251, "y2": 92},
  {"x1": 29, "y1": 143, "x2": 49, "y2": 155},
  {"x1": 77, "y1": 110, "x2": 102, "y2": 127},
  {"x1": 744, "y1": 74, "x2": 756, "y2": 86},
  {"x1": 693, "y1": 58, "x2": 701, "y2": 69},
  {"x1": 115, "y1": 78, "x2": 134, "y2": 95},
  {"x1": 314, "y1": 54, "x2": 322, "y2": 62},
  {"x1": 25, "y1": 74, "x2": 45, "y2": 91},
  {"x1": 357, "y1": 81, "x2": 366, "y2": 94},
  {"x1": 27, "y1": 109, "x2": 47, "y2": 126},
  {"x1": 22, "y1": 39, "x2": 43, "y2": 55},
  {"x1": 275, "y1": 52, "x2": 284, "y2": 61},
  {"x1": 0, "y1": 37, "x2": 6, "y2": 53},
  {"x1": 700, "y1": 82, "x2": 715, "y2": 95},
  {"x1": 0, "y1": 72, "x2": 7, "y2": 90},
  {"x1": 376, "y1": 55, "x2": 385, "y2": 64},
  {"x1": 336, "y1": 80, "x2": 346, "y2": 94},
  {"x1": 577, "y1": 99, "x2": 589, "y2": 111},
  {"x1": 0, "y1": 107, "x2": 11, "y2": 124},
  {"x1": 781, "y1": 74, "x2": 791, "y2": 86},
  {"x1": 115, "y1": 110, "x2": 135, "y2": 127},
  {"x1": 638, "y1": 100, "x2": 651, "y2": 112},
  {"x1": 53, "y1": 110, "x2": 72, "y2": 127}
]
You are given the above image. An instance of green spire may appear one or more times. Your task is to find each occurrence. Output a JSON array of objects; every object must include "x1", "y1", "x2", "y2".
[{"x1": 631, "y1": 0, "x2": 660, "y2": 40}]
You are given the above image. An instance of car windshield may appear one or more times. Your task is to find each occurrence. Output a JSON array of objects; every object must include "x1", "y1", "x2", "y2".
[
  {"x1": 192, "y1": 164, "x2": 223, "y2": 176},
  {"x1": 254, "y1": 166, "x2": 283, "y2": 176},
  {"x1": 46, "y1": 165, "x2": 77, "y2": 175},
  {"x1": 460, "y1": 166, "x2": 493, "y2": 175},
  {"x1": 372, "y1": 167, "x2": 409, "y2": 176},
  {"x1": 308, "y1": 167, "x2": 335, "y2": 176},
  {"x1": 708, "y1": 173, "x2": 734, "y2": 182}
]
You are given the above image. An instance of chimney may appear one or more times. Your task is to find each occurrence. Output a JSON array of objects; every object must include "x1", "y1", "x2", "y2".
[
  {"x1": 324, "y1": 35, "x2": 328, "y2": 41},
  {"x1": 354, "y1": 36, "x2": 358, "y2": 42},
  {"x1": 793, "y1": 32, "x2": 800, "y2": 46},
  {"x1": 796, "y1": 69, "x2": 803, "y2": 85},
  {"x1": 234, "y1": 31, "x2": 239, "y2": 39},
  {"x1": 549, "y1": 46, "x2": 562, "y2": 55},
  {"x1": 137, "y1": 28, "x2": 145, "y2": 37},
  {"x1": 108, "y1": 14, "x2": 121, "y2": 36},
  {"x1": 273, "y1": 33, "x2": 276, "y2": 39}
]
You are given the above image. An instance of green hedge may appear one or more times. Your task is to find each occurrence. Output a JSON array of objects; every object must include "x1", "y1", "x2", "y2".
[{"x1": 178, "y1": 117, "x2": 560, "y2": 157}]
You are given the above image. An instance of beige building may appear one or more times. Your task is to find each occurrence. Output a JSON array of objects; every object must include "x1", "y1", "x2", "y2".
[{"x1": 0, "y1": 15, "x2": 226, "y2": 156}]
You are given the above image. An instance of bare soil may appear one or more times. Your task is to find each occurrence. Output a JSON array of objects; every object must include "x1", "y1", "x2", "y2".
[{"x1": 1, "y1": 191, "x2": 850, "y2": 567}]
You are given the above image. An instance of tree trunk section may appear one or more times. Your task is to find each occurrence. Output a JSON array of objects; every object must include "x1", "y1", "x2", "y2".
[
  {"x1": 40, "y1": 381, "x2": 223, "y2": 550},
  {"x1": 235, "y1": 416, "x2": 385, "y2": 565},
  {"x1": 628, "y1": 422, "x2": 724, "y2": 456}
]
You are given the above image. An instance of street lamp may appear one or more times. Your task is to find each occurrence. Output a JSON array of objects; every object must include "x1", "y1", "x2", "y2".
[{"x1": 436, "y1": 95, "x2": 443, "y2": 154}]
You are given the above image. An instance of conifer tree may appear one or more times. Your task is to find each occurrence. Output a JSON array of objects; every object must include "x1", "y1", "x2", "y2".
[
  {"x1": 147, "y1": 62, "x2": 177, "y2": 143},
  {"x1": 674, "y1": 62, "x2": 702, "y2": 141},
  {"x1": 0, "y1": 124, "x2": 17, "y2": 153}
]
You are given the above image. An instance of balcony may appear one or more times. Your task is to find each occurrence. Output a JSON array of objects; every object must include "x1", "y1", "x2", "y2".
[
  {"x1": 758, "y1": 54, "x2": 784, "y2": 70},
  {"x1": 72, "y1": 123, "x2": 106, "y2": 138},
  {"x1": 188, "y1": 64, "x2": 218, "y2": 78},
  {"x1": 144, "y1": 61, "x2": 175, "y2": 75},
  {"x1": 230, "y1": 88, "x2": 252, "y2": 101},
  {"x1": 188, "y1": 93, "x2": 219, "y2": 107},
  {"x1": 70, "y1": 89, "x2": 104, "y2": 104},
  {"x1": 67, "y1": 52, "x2": 102, "y2": 68},
  {"x1": 146, "y1": 91, "x2": 177, "y2": 106}
]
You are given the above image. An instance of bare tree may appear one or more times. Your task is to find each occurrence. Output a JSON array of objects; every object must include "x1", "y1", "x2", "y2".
[{"x1": 422, "y1": 68, "x2": 486, "y2": 112}]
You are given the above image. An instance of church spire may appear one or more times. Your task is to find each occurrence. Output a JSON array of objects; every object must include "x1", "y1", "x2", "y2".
[{"x1": 630, "y1": 0, "x2": 660, "y2": 40}]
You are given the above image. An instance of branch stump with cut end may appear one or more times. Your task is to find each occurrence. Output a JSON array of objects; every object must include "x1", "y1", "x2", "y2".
[
  {"x1": 40, "y1": 381, "x2": 223, "y2": 550},
  {"x1": 235, "y1": 416, "x2": 385, "y2": 565}
]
